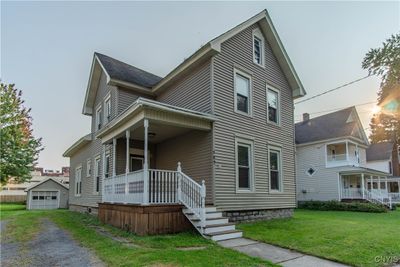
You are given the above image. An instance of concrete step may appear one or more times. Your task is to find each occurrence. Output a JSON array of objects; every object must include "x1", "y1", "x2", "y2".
[
  {"x1": 206, "y1": 230, "x2": 243, "y2": 241},
  {"x1": 203, "y1": 223, "x2": 236, "y2": 234}
]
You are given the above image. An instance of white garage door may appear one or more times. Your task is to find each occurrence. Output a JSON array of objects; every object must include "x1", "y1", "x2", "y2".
[{"x1": 30, "y1": 191, "x2": 59, "y2": 209}]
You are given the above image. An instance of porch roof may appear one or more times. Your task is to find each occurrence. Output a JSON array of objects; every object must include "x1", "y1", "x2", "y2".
[
  {"x1": 96, "y1": 98, "x2": 216, "y2": 143},
  {"x1": 339, "y1": 166, "x2": 391, "y2": 176}
]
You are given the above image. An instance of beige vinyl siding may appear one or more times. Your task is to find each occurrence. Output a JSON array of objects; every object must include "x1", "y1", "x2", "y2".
[
  {"x1": 156, "y1": 60, "x2": 212, "y2": 113},
  {"x1": 155, "y1": 131, "x2": 213, "y2": 203},
  {"x1": 212, "y1": 23, "x2": 296, "y2": 211}
]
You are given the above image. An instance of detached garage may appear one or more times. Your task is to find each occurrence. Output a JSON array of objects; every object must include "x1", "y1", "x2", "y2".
[{"x1": 25, "y1": 178, "x2": 69, "y2": 210}]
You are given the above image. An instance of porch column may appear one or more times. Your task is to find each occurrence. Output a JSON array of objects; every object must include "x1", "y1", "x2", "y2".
[
  {"x1": 361, "y1": 173, "x2": 365, "y2": 199},
  {"x1": 385, "y1": 177, "x2": 388, "y2": 192},
  {"x1": 378, "y1": 176, "x2": 381, "y2": 190},
  {"x1": 112, "y1": 138, "x2": 116, "y2": 177},
  {"x1": 102, "y1": 144, "x2": 106, "y2": 200},
  {"x1": 398, "y1": 181, "x2": 400, "y2": 193},
  {"x1": 125, "y1": 130, "x2": 130, "y2": 174},
  {"x1": 143, "y1": 119, "x2": 149, "y2": 204},
  {"x1": 345, "y1": 141, "x2": 349, "y2": 162}
]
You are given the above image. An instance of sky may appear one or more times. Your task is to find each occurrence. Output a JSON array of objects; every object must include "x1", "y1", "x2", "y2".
[{"x1": 1, "y1": 1, "x2": 399, "y2": 170}]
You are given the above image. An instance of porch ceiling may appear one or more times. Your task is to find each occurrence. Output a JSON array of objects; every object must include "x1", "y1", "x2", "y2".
[{"x1": 96, "y1": 98, "x2": 215, "y2": 144}]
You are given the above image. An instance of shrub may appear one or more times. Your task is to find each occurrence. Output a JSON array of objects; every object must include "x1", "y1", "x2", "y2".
[{"x1": 298, "y1": 200, "x2": 387, "y2": 213}]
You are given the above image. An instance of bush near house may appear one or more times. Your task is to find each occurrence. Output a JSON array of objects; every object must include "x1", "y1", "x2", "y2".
[{"x1": 298, "y1": 200, "x2": 387, "y2": 213}]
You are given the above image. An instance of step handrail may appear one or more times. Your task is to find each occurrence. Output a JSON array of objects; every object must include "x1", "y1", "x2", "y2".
[
  {"x1": 363, "y1": 188, "x2": 392, "y2": 209},
  {"x1": 176, "y1": 162, "x2": 206, "y2": 232}
]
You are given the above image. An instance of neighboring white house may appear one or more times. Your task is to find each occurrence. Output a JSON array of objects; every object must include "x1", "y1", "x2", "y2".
[{"x1": 295, "y1": 107, "x2": 397, "y2": 207}]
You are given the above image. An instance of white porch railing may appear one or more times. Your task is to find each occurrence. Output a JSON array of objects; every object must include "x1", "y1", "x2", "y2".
[
  {"x1": 364, "y1": 188, "x2": 392, "y2": 209},
  {"x1": 389, "y1": 193, "x2": 400, "y2": 204},
  {"x1": 102, "y1": 163, "x2": 207, "y2": 231},
  {"x1": 341, "y1": 188, "x2": 362, "y2": 199}
]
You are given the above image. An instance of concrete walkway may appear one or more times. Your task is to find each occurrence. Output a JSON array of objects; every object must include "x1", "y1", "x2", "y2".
[{"x1": 218, "y1": 238, "x2": 349, "y2": 267}]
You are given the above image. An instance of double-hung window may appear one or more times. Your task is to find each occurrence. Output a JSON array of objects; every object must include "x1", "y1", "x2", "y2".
[
  {"x1": 267, "y1": 87, "x2": 280, "y2": 124},
  {"x1": 269, "y1": 147, "x2": 282, "y2": 192},
  {"x1": 94, "y1": 156, "x2": 101, "y2": 193},
  {"x1": 96, "y1": 106, "x2": 102, "y2": 130},
  {"x1": 235, "y1": 70, "x2": 251, "y2": 115},
  {"x1": 104, "y1": 95, "x2": 111, "y2": 124},
  {"x1": 253, "y1": 29, "x2": 264, "y2": 67},
  {"x1": 236, "y1": 138, "x2": 253, "y2": 191},
  {"x1": 86, "y1": 159, "x2": 91, "y2": 177},
  {"x1": 105, "y1": 153, "x2": 110, "y2": 178},
  {"x1": 75, "y1": 166, "x2": 82, "y2": 196}
]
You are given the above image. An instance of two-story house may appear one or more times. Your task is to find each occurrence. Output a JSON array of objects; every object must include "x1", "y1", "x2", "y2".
[
  {"x1": 295, "y1": 107, "x2": 395, "y2": 208},
  {"x1": 63, "y1": 10, "x2": 306, "y2": 241}
]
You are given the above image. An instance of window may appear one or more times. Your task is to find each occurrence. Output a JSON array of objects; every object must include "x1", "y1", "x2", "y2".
[
  {"x1": 51, "y1": 195, "x2": 57, "y2": 200},
  {"x1": 234, "y1": 70, "x2": 251, "y2": 115},
  {"x1": 94, "y1": 156, "x2": 101, "y2": 193},
  {"x1": 86, "y1": 159, "x2": 91, "y2": 177},
  {"x1": 32, "y1": 196, "x2": 38, "y2": 200},
  {"x1": 236, "y1": 139, "x2": 253, "y2": 191},
  {"x1": 269, "y1": 147, "x2": 282, "y2": 192},
  {"x1": 130, "y1": 156, "x2": 143, "y2": 172},
  {"x1": 95, "y1": 106, "x2": 102, "y2": 130},
  {"x1": 389, "y1": 161, "x2": 392, "y2": 174},
  {"x1": 105, "y1": 153, "x2": 110, "y2": 178},
  {"x1": 253, "y1": 29, "x2": 264, "y2": 67},
  {"x1": 307, "y1": 167, "x2": 316, "y2": 176},
  {"x1": 104, "y1": 95, "x2": 111, "y2": 124},
  {"x1": 267, "y1": 87, "x2": 280, "y2": 124},
  {"x1": 75, "y1": 166, "x2": 82, "y2": 196}
]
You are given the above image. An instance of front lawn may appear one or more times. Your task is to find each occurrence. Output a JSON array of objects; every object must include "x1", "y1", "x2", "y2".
[
  {"x1": 0, "y1": 203, "x2": 274, "y2": 267},
  {"x1": 238, "y1": 209, "x2": 400, "y2": 267}
]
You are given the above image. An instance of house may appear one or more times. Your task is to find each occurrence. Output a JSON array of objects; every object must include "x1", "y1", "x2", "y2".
[
  {"x1": 25, "y1": 178, "x2": 69, "y2": 210},
  {"x1": 365, "y1": 142, "x2": 400, "y2": 176},
  {"x1": 295, "y1": 107, "x2": 397, "y2": 207},
  {"x1": 63, "y1": 10, "x2": 306, "y2": 240}
]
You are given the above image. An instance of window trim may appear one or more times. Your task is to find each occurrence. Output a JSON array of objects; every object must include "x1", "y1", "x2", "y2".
[
  {"x1": 104, "y1": 94, "x2": 111, "y2": 124},
  {"x1": 266, "y1": 86, "x2": 280, "y2": 126},
  {"x1": 86, "y1": 158, "x2": 91, "y2": 177},
  {"x1": 268, "y1": 145, "x2": 283, "y2": 193},
  {"x1": 252, "y1": 28, "x2": 265, "y2": 67},
  {"x1": 235, "y1": 137, "x2": 255, "y2": 193},
  {"x1": 75, "y1": 165, "x2": 82, "y2": 197},
  {"x1": 95, "y1": 105, "x2": 102, "y2": 131},
  {"x1": 234, "y1": 68, "x2": 253, "y2": 117},
  {"x1": 93, "y1": 155, "x2": 101, "y2": 194}
]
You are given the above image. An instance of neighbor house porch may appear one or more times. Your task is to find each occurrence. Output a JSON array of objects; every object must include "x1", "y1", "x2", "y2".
[{"x1": 339, "y1": 169, "x2": 399, "y2": 208}]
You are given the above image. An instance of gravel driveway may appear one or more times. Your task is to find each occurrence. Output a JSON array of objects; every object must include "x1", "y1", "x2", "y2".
[{"x1": 1, "y1": 218, "x2": 104, "y2": 267}]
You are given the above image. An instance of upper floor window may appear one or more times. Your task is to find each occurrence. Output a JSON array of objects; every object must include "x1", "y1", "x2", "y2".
[
  {"x1": 234, "y1": 69, "x2": 252, "y2": 115},
  {"x1": 96, "y1": 106, "x2": 102, "y2": 130},
  {"x1": 253, "y1": 29, "x2": 265, "y2": 67},
  {"x1": 267, "y1": 87, "x2": 280, "y2": 124},
  {"x1": 104, "y1": 95, "x2": 111, "y2": 124},
  {"x1": 269, "y1": 147, "x2": 282, "y2": 192}
]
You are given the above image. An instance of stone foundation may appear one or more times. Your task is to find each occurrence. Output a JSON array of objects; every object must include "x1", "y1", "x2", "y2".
[
  {"x1": 223, "y1": 208, "x2": 293, "y2": 222},
  {"x1": 69, "y1": 204, "x2": 99, "y2": 216}
]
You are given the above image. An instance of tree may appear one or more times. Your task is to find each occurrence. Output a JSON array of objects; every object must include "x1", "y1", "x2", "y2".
[
  {"x1": 362, "y1": 33, "x2": 400, "y2": 144},
  {"x1": 0, "y1": 83, "x2": 43, "y2": 184}
]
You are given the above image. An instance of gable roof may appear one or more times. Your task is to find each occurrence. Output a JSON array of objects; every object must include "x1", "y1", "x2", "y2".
[
  {"x1": 63, "y1": 133, "x2": 92, "y2": 157},
  {"x1": 366, "y1": 142, "x2": 394, "y2": 161},
  {"x1": 295, "y1": 106, "x2": 369, "y2": 145},
  {"x1": 82, "y1": 9, "x2": 306, "y2": 115},
  {"x1": 25, "y1": 177, "x2": 69, "y2": 192}
]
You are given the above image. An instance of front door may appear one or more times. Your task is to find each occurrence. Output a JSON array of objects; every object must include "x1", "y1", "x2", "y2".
[{"x1": 130, "y1": 156, "x2": 144, "y2": 172}]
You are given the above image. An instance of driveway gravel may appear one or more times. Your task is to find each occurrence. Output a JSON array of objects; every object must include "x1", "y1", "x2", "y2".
[{"x1": 1, "y1": 218, "x2": 104, "y2": 267}]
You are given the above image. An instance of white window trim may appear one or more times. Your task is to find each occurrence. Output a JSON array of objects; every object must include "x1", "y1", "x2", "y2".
[
  {"x1": 93, "y1": 155, "x2": 101, "y2": 194},
  {"x1": 233, "y1": 68, "x2": 253, "y2": 117},
  {"x1": 86, "y1": 158, "x2": 91, "y2": 177},
  {"x1": 95, "y1": 104, "x2": 102, "y2": 131},
  {"x1": 268, "y1": 145, "x2": 283, "y2": 193},
  {"x1": 75, "y1": 165, "x2": 82, "y2": 197},
  {"x1": 235, "y1": 137, "x2": 255, "y2": 193},
  {"x1": 104, "y1": 93, "x2": 111, "y2": 124},
  {"x1": 266, "y1": 86, "x2": 281, "y2": 126},
  {"x1": 252, "y1": 28, "x2": 265, "y2": 67}
]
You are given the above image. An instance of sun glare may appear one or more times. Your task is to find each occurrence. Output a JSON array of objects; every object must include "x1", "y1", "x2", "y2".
[{"x1": 371, "y1": 105, "x2": 381, "y2": 114}]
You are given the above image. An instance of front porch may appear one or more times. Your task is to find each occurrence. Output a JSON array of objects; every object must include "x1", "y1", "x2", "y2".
[{"x1": 339, "y1": 170, "x2": 400, "y2": 208}]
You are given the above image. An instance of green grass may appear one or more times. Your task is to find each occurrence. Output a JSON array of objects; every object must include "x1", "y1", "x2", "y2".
[
  {"x1": 238, "y1": 209, "x2": 400, "y2": 267},
  {"x1": 0, "y1": 203, "x2": 274, "y2": 267}
]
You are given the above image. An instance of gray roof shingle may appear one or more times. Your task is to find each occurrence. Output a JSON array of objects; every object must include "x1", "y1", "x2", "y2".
[
  {"x1": 95, "y1": 52, "x2": 162, "y2": 88},
  {"x1": 295, "y1": 107, "x2": 357, "y2": 144},
  {"x1": 366, "y1": 142, "x2": 394, "y2": 161}
]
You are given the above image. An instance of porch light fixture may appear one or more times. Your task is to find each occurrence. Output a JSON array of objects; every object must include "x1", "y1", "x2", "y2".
[{"x1": 148, "y1": 132, "x2": 156, "y2": 138}]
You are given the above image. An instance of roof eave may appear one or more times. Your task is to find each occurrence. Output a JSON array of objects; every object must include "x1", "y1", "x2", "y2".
[{"x1": 63, "y1": 134, "x2": 92, "y2": 157}]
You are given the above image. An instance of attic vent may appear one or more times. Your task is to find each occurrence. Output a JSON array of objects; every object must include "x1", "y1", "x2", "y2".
[{"x1": 307, "y1": 167, "x2": 316, "y2": 176}]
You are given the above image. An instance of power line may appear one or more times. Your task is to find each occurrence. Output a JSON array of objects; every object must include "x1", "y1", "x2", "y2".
[{"x1": 295, "y1": 75, "x2": 372, "y2": 105}]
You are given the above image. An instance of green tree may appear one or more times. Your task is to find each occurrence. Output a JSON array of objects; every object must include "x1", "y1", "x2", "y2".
[
  {"x1": 0, "y1": 83, "x2": 43, "y2": 184},
  {"x1": 362, "y1": 33, "x2": 400, "y2": 144}
]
